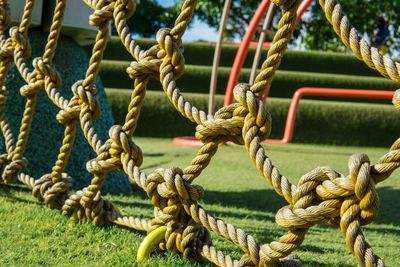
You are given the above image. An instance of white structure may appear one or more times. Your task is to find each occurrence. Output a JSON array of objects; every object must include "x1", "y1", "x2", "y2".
[
  {"x1": 10, "y1": 1, "x2": 98, "y2": 45},
  {"x1": 10, "y1": 0, "x2": 43, "y2": 26}
]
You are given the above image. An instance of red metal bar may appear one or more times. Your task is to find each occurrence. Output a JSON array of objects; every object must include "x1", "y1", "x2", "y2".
[
  {"x1": 224, "y1": 0, "x2": 313, "y2": 107},
  {"x1": 266, "y1": 87, "x2": 395, "y2": 144},
  {"x1": 173, "y1": 87, "x2": 394, "y2": 147},
  {"x1": 223, "y1": 0, "x2": 271, "y2": 106},
  {"x1": 296, "y1": 0, "x2": 313, "y2": 26}
]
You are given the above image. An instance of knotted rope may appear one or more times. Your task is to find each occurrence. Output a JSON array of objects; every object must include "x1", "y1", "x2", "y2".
[{"x1": 0, "y1": 0, "x2": 399, "y2": 266}]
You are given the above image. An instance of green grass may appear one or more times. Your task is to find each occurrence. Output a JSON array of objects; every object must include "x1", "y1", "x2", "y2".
[{"x1": 1, "y1": 138, "x2": 399, "y2": 266}]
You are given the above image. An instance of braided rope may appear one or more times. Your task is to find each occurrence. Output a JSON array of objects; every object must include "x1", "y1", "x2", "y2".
[{"x1": 0, "y1": 0, "x2": 399, "y2": 266}]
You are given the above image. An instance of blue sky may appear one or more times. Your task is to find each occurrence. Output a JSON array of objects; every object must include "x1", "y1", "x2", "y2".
[{"x1": 156, "y1": 0, "x2": 219, "y2": 42}]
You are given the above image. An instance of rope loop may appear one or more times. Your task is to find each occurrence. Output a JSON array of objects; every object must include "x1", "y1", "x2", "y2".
[
  {"x1": 233, "y1": 83, "x2": 272, "y2": 141},
  {"x1": 9, "y1": 26, "x2": 31, "y2": 58},
  {"x1": 32, "y1": 173, "x2": 72, "y2": 209},
  {"x1": 146, "y1": 167, "x2": 210, "y2": 260}
]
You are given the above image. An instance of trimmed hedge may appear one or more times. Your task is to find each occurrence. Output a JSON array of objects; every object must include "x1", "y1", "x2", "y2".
[
  {"x1": 100, "y1": 61, "x2": 397, "y2": 100},
  {"x1": 105, "y1": 88, "x2": 400, "y2": 147},
  {"x1": 96, "y1": 37, "x2": 381, "y2": 77}
]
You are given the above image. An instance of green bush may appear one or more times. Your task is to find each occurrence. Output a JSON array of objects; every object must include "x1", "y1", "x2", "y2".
[
  {"x1": 96, "y1": 37, "x2": 380, "y2": 77},
  {"x1": 100, "y1": 61, "x2": 397, "y2": 101},
  {"x1": 105, "y1": 88, "x2": 400, "y2": 147}
]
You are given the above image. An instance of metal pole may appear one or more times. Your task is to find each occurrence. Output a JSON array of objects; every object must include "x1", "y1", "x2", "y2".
[
  {"x1": 208, "y1": 0, "x2": 232, "y2": 115},
  {"x1": 249, "y1": 3, "x2": 276, "y2": 85},
  {"x1": 223, "y1": 0, "x2": 271, "y2": 106}
]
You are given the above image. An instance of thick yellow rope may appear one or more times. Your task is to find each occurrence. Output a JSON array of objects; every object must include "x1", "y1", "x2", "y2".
[{"x1": 0, "y1": 0, "x2": 399, "y2": 266}]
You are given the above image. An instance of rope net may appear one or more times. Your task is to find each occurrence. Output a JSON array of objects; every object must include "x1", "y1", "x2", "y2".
[{"x1": 0, "y1": 0, "x2": 399, "y2": 266}]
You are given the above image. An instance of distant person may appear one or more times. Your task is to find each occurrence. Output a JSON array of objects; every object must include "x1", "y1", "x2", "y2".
[{"x1": 372, "y1": 16, "x2": 389, "y2": 54}]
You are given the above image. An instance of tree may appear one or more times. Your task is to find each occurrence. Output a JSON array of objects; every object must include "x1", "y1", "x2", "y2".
[
  {"x1": 125, "y1": 1, "x2": 400, "y2": 55},
  {"x1": 194, "y1": 0, "x2": 259, "y2": 39},
  {"x1": 297, "y1": 1, "x2": 400, "y2": 54},
  {"x1": 123, "y1": 0, "x2": 258, "y2": 39},
  {"x1": 122, "y1": 0, "x2": 179, "y2": 37}
]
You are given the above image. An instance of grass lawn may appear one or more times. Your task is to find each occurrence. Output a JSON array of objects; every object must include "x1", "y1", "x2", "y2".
[{"x1": 1, "y1": 138, "x2": 399, "y2": 266}]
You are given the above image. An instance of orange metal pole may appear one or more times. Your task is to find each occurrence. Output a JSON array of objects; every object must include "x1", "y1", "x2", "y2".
[
  {"x1": 224, "y1": 0, "x2": 314, "y2": 107},
  {"x1": 223, "y1": 0, "x2": 271, "y2": 106},
  {"x1": 266, "y1": 87, "x2": 395, "y2": 144},
  {"x1": 296, "y1": 0, "x2": 313, "y2": 26}
]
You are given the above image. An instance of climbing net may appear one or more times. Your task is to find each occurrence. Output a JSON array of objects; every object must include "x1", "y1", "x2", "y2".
[{"x1": 0, "y1": 0, "x2": 399, "y2": 266}]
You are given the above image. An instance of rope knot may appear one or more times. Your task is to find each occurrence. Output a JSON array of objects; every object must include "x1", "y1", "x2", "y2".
[
  {"x1": 62, "y1": 188, "x2": 119, "y2": 226},
  {"x1": 147, "y1": 167, "x2": 209, "y2": 260},
  {"x1": 156, "y1": 28, "x2": 185, "y2": 79},
  {"x1": 108, "y1": 124, "x2": 143, "y2": 168},
  {"x1": 147, "y1": 167, "x2": 204, "y2": 203},
  {"x1": 20, "y1": 79, "x2": 44, "y2": 97},
  {"x1": 32, "y1": 173, "x2": 72, "y2": 209},
  {"x1": 56, "y1": 97, "x2": 80, "y2": 124},
  {"x1": 233, "y1": 83, "x2": 272, "y2": 141},
  {"x1": 72, "y1": 80, "x2": 100, "y2": 119},
  {"x1": 32, "y1": 57, "x2": 61, "y2": 87},
  {"x1": 195, "y1": 104, "x2": 246, "y2": 144},
  {"x1": 89, "y1": 4, "x2": 113, "y2": 27},
  {"x1": 9, "y1": 26, "x2": 31, "y2": 58},
  {"x1": 348, "y1": 153, "x2": 379, "y2": 224},
  {"x1": 126, "y1": 48, "x2": 161, "y2": 80},
  {"x1": 276, "y1": 154, "x2": 379, "y2": 231},
  {"x1": 1, "y1": 157, "x2": 28, "y2": 183}
]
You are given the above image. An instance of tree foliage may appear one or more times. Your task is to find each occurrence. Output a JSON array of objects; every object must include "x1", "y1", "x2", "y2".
[
  {"x1": 123, "y1": 0, "x2": 179, "y2": 37},
  {"x1": 125, "y1": 0, "x2": 400, "y2": 54},
  {"x1": 298, "y1": 1, "x2": 400, "y2": 53}
]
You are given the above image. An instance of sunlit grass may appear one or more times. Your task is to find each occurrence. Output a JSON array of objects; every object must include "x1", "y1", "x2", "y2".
[{"x1": 1, "y1": 138, "x2": 399, "y2": 266}]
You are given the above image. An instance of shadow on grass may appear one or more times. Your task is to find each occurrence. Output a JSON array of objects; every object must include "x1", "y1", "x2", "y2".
[
  {"x1": 267, "y1": 146, "x2": 355, "y2": 157},
  {"x1": 0, "y1": 183, "x2": 40, "y2": 206},
  {"x1": 301, "y1": 259, "x2": 353, "y2": 267},
  {"x1": 375, "y1": 186, "x2": 400, "y2": 226},
  {"x1": 203, "y1": 188, "x2": 287, "y2": 213}
]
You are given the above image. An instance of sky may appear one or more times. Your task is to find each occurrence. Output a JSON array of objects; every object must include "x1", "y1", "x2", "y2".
[{"x1": 156, "y1": 0, "x2": 219, "y2": 42}]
